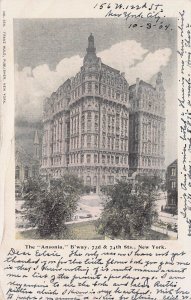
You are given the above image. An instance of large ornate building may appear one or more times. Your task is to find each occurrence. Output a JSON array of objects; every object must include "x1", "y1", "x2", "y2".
[
  {"x1": 41, "y1": 34, "x2": 165, "y2": 192},
  {"x1": 129, "y1": 75, "x2": 165, "y2": 176}
]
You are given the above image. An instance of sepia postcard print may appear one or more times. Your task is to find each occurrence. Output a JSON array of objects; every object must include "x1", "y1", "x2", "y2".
[
  {"x1": 14, "y1": 18, "x2": 178, "y2": 241},
  {"x1": 0, "y1": 0, "x2": 191, "y2": 299}
]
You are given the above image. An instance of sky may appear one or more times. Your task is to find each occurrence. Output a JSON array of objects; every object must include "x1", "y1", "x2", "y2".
[{"x1": 14, "y1": 18, "x2": 177, "y2": 165}]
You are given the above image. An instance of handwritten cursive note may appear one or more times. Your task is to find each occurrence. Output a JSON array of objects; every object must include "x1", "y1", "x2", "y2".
[
  {"x1": 178, "y1": 9, "x2": 191, "y2": 236},
  {"x1": 3, "y1": 244, "x2": 191, "y2": 299},
  {"x1": 93, "y1": 2, "x2": 172, "y2": 30}
]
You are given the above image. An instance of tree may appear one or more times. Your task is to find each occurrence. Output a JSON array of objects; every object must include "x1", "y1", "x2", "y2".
[
  {"x1": 22, "y1": 174, "x2": 84, "y2": 238},
  {"x1": 136, "y1": 174, "x2": 163, "y2": 190},
  {"x1": 97, "y1": 179, "x2": 158, "y2": 239}
]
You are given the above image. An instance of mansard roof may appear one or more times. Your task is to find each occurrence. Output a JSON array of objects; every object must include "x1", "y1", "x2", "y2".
[
  {"x1": 167, "y1": 159, "x2": 177, "y2": 169},
  {"x1": 101, "y1": 62, "x2": 120, "y2": 74},
  {"x1": 129, "y1": 80, "x2": 155, "y2": 90}
]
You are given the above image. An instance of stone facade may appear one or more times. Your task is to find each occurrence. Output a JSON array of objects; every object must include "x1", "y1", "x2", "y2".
[
  {"x1": 41, "y1": 34, "x2": 166, "y2": 191},
  {"x1": 129, "y1": 75, "x2": 166, "y2": 178}
]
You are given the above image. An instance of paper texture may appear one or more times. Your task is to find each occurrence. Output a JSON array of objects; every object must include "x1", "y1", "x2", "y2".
[{"x1": 0, "y1": 0, "x2": 191, "y2": 299}]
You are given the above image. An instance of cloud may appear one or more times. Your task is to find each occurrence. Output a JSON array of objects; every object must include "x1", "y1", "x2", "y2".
[
  {"x1": 129, "y1": 48, "x2": 172, "y2": 83},
  {"x1": 15, "y1": 40, "x2": 172, "y2": 121},
  {"x1": 15, "y1": 56, "x2": 82, "y2": 121},
  {"x1": 99, "y1": 40, "x2": 149, "y2": 72}
]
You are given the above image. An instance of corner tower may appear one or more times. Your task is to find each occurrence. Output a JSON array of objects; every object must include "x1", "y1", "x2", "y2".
[{"x1": 83, "y1": 33, "x2": 99, "y2": 65}]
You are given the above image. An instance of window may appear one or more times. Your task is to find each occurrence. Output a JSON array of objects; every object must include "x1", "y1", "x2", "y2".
[
  {"x1": 94, "y1": 154, "x2": 98, "y2": 163},
  {"x1": 171, "y1": 167, "x2": 176, "y2": 176},
  {"x1": 95, "y1": 122, "x2": 98, "y2": 131},
  {"x1": 87, "y1": 154, "x2": 91, "y2": 163},
  {"x1": 87, "y1": 135, "x2": 91, "y2": 148},
  {"x1": 87, "y1": 120, "x2": 91, "y2": 131},
  {"x1": 148, "y1": 158, "x2": 151, "y2": 166},
  {"x1": 66, "y1": 123, "x2": 70, "y2": 138},
  {"x1": 111, "y1": 138, "x2": 114, "y2": 150},
  {"x1": 82, "y1": 83, "x2": 85, "y2": 94},
  {"x1": 116, "y1": 92, "x2": 120, "y2": 100},
  {"x1": 81, "y1": 135, "x2": 84, "y2": 147},
  {"x1": 121, "y1": 140, "x2": 123, "y2": 150},
  {"x1": 81, "y1": 155, "x2": 84, "y2": 163},
  {"x1": 86, "y1": 176, "x2": 91, "y2": 185},
  {"x1": 15, "y1": 166, "x2": 20, "y2": 180},
  {"x1": 24, "y1": 166, "x2": 29, "y2": 179},
  {"x1": 95, "y1": 114, "x2": 99, "y2": 131},
  {"x1": 32, "y1": 166, "x2": 37, "y2": 177},
  {"x1": 88, "y1": 82, "x2": 92, "y2": 93},
  {"x1": 94, "y1": 135, "x2": 98, "y2": 147},
  {"x1": 102, "y1": 155, "x2": 105, "y2": 164},
  {"x1": 116, "y1": 139, "x2": 119, "y2": 150},
  {"x1": 87, "y1": 112, "x2": 91, "y2": 119},
  {"x1": 107, "y1": 138, "x2": 110, "y2": 149},
  {"x1": 93, "y1": 176, "x2": 97, "y2": 186},
  {"x1": 102, "y1": 136, "x2": 106, "y2": 148},
  {"x1": 171, "y1": 181, "x2": 176, "y2": 189},
  {"x1": 116, "y1": 156, "x2": 119, "y2": 164},
  {"x1": 81, "y1": 115, "x2": 85, "y2": 133}
]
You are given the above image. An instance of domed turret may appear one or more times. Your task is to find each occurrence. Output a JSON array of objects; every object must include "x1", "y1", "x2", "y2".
[
  {"x1": 88, "y1": 33, "x2": 95, "y2": 50},
  {"x1": 83, "y1": 33, "x2": 98, "y2": 65}
]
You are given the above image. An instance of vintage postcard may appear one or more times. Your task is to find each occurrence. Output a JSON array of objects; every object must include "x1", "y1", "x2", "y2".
[
  {"x1": 14, "y1": 18, "x2": 177, "y2": 240},
  {"x1": 0, "y1": 0, "x2": 191, "y2": 299}
]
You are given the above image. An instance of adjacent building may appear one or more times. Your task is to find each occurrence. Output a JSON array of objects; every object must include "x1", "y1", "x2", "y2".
[
  {"x1": 40, "y1": 34, "x2": 166, "y2": 192},
  {"x1": 165, "y1": 159, "x2": 178, "y2": 214},
  {"x1": 129, "y1": 75, "x2": 165, "y2": 178},
  {"x1": 15, "y1": 130, "x2": 40, "y2": 197}
]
